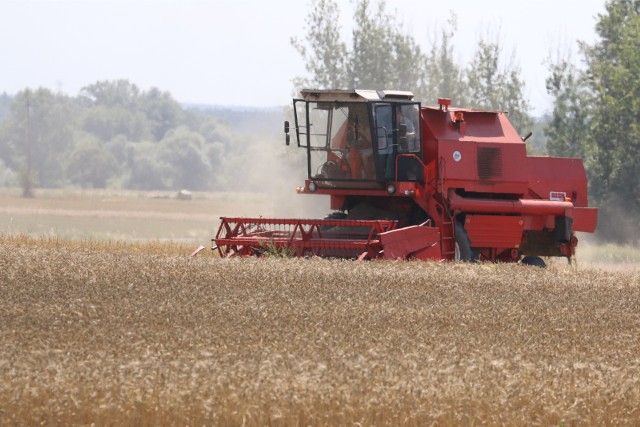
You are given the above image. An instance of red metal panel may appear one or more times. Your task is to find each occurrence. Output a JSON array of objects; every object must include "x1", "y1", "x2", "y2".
[
  {"x1": 379, "y1": 226, "x2": 441, "y2": 259},
  {"x1": 527, "y1": 156, "x2": 590, "y2": 207},
  {"x1": 422, "y1": 108, "x2": 522, "y2": 144},
  {"x1": 438, "y1": 140, "x2": 529, "y2": 195},
  {"x1": 572, "y1": 207, "x2": 598, "y2": 232},
  {"x1": 464, "y1": 215, "x2": 525, "y2": 248}
]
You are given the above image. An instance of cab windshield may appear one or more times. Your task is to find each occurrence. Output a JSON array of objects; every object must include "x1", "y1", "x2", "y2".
[{"x1": 294, "y1": 99, "x2": 422, "y2": 185}]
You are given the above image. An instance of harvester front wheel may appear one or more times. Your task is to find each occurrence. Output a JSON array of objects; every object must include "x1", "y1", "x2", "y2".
[
  {"x1": 454, "y1": 221, "x2": 472, "y2": 261},
  {"x1": 520, "y1": 255, "x2": 546, "y2": 268}
]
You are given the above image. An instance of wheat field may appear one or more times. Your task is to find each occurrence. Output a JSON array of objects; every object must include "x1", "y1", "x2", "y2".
[{"x1": 1, "y1": 234, "x2": 639, "y2": 426}]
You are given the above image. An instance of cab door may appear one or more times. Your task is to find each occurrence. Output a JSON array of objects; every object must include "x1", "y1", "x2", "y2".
[{"x1": 373, "y1": 103, "x2": 424, "y2": 182}]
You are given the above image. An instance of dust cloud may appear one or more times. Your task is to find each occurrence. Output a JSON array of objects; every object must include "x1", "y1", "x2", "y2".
[
  {"x1": 221, "y1": 111, "x2": 330, "y2": 219},
  {"x1": 591, "y1": 202, "x2": 640, "y2": 245}
]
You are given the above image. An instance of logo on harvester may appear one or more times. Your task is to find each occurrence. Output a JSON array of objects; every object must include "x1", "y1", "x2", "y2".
[
  {"x1": 452, "y1": 151, "x2": 462, "y2": 162},
  {"x1": 550, "y1": 191, "x2": 567, "y2": 201}
]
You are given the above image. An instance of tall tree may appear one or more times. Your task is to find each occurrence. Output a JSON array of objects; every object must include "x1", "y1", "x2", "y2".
[
  {"x1": 466, "y1": 35, "x2": 532, "y2": 134},
  {"x1": 79, "y1": 79, "x2": 150, "y2": 142},
  {"x1": 544, "y1": 53, "x2": 592, "y2": 159},
  {"x1": 67, "y1": 138, "x2": 119, "y2": 188},
  {"x1": 291, "y1": 0, "x2": 427, "y2": 92},
  {"x1": 124, "y1": 141, "x2": 170, "y2": 190},
  {"x1": 291, "y1": 0, "x2": 348, "y2": 89},
  {"x1": 2, "y1": 88, "x2": 75, "y2": 192},
  {"x1": 159, "y1": 126, "x2": 212, "y2": 191},
  {"x1": 292, "y1": 2, "x2": 531, "y2": 134},
  {"x1": 423, "y1": 16, "x2": 466, "y2": 105},
  {"x1": 581, "y1": 0, "x2": 640, "y2": 241},
  {"x1": 141, "y1": 87, "x2": 183, "y2": 140},
  {"x1": 348, "y1": 0, "x2": 425, "y2": 90},
  {"x1": 79, "y1": 79, "x2": 141, "y2": 108}
]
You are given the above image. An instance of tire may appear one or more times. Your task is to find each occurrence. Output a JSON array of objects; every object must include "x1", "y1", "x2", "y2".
[
  {"x1": 454, "y1": 221, "x2": 473, "y2": 261},
  {"x1": 520, "y1": 255, "x2": 547, "y2": 268}
]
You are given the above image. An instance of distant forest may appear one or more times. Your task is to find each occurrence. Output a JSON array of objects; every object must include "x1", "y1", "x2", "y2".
[{"x1": 0, "y1": 80, "x2": 298, "y2": 194}]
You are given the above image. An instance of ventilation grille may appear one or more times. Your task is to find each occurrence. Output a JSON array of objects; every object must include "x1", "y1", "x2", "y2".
[{"x1": 477, "y1": 147, "x2": 503, "y2": 180}]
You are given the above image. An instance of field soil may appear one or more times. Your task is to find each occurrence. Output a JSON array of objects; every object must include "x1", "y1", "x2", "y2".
[{"x1": 1, "y1": 235, "x2": 639, "y2": 425}]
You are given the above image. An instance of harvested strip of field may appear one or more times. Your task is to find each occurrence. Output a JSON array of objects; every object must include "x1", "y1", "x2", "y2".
[
  {"x1": 0, "y1": 188, "x2": 292, "y2": 242},
  {"x1": 0, "y1": 205, "x2": 216, "y2": 221},
  {"x1": 1, "y1": 236, "x2": 639, "y2": 425}
]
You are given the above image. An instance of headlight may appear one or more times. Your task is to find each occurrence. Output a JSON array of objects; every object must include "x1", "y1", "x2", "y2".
[
  {"x1": 308, "y1": 181, "x2": 317, "y2": 192},
  {"x1": 386, "y1": 184, "x2": 396, "y2": 194}
]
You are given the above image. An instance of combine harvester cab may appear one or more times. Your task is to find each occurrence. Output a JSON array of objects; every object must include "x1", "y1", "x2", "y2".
[{"x1": 214, "y1": 89, "x2": 597, "y2": 265}]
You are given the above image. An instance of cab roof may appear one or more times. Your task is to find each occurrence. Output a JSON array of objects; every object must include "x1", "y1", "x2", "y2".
[{"x1": 300, "y1": 89, "x2": 415, "y2": 102}]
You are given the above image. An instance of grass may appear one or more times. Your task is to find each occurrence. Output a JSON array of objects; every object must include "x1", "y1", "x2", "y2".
[{"x1": 1, "y1": 234, "x2": 640, "y2": 425}]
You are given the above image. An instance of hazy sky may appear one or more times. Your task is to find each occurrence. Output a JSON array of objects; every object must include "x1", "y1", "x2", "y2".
[{"x1": 2, "y1": 0, "x2": 606, "y2": 114}]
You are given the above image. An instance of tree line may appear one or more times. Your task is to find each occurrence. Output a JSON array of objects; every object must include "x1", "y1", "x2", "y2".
[
  {"x1": 0, "y1": 80, "x2": 274, "y2": 195},
  {"x1": 545, "y1": 0, "x2": 640, "y2": 242}
]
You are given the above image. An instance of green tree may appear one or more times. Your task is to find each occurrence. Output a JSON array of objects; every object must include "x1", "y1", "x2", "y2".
[
  {"x1": 124, "y1": 142, "x2": 170, "y2": 190},
  {"x1": 79, "y1": 79, "x2": 150, "y2": 141},
  {"x1": 0, "y1": 105, "x2": 16, "y2": 168},
  {"x1": 292, "y1": 2, "x2": 530, "y2": 134},
  {"x1": 2, "y1": 88, "x2": 75, "y2": 192},
  {"x1": 81, "y1": 105, "x2": 149, "y2": 142},
  {"x1": 159, "y1": 126, "x2": 212, "y2": 191},
  {"x1": 291, "y1": 0, "x2": 347, "y2": 89},
  {"x1": 80, "y1": 79, "x2": 141, "y2": 108},
  {"x1": 526, "y1": 115, "x2": 550, "y2": 155},
  {"x1": 348, "y1": 0, "x2": 426, "y2": 90},
  {"x1": 140, "y1": 87, "x2": 183, "y2": 140},
  {"x1": 67, "y1": 138, "x2": 119, "y2": 188},
  {"x1": 292, "y1": 0, "x2": 427, "y2": 91},
  {"x1": 423, "y1": 16, "x2": 466, "y2": 105},
  {"x1": 466, "y1": 36, "x2": 532, "y2": 134},
  {"x1": 544, "y1": 53, "x2": 592, "y2": 158},
  {"x1": 581, "y1": 0, "x2": 640, "y2": 242},
  {"x1": 105, "y1": 134, "x2": 130, "y2": 165}
]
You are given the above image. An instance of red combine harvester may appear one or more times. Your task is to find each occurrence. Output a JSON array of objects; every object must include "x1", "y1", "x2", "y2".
[{"x1": 213, "y1": 89, "x2": 598, "y2": 266}]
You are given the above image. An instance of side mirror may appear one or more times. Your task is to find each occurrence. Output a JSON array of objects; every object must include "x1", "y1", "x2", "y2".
[{"x1": 284, "y1": 121, "x2": 290, "y2": 146}]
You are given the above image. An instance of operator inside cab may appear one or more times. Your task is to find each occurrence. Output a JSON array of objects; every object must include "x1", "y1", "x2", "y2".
[{"x1": 374, "y1": 103, "x2": 420, "y2": 181}]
